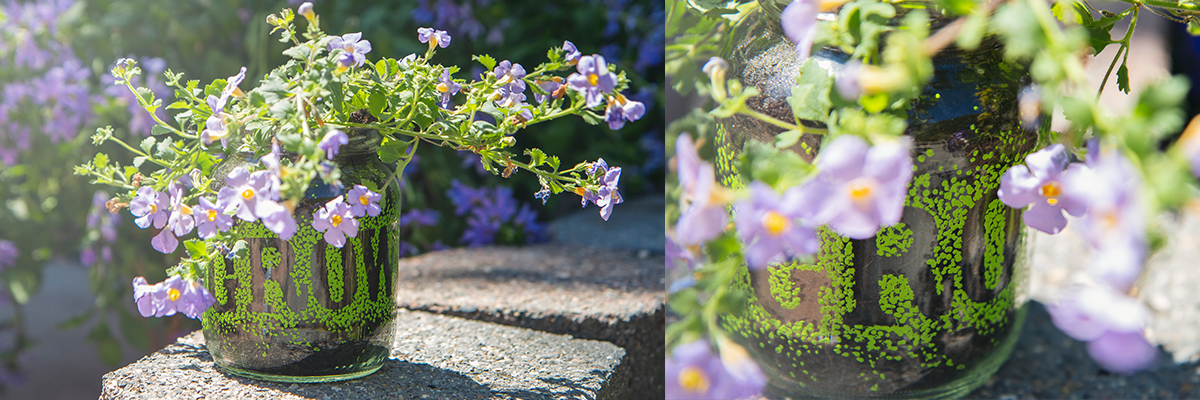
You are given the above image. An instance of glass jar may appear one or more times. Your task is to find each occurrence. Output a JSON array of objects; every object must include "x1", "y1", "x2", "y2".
[
  {"x1": 201, "y1": 129, "x2": 401, "y2": 383},
  {"x1": 716, "y1": 2, "x2": 1035, "y2": 399}
]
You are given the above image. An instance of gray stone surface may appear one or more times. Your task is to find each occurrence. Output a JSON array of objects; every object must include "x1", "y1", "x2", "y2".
[
  {"x1": 548, "y1": 194, "x2": 665, "y2": 252},
  {"x1": 99, "y1": 310, "x2": 631, "y2": 400},
  {"x1": 395, "y1": 244, "x2": 665, "y2": 397},
  {"x1": 967, "y1": 302, "x2": 1200, "y2": 399}
]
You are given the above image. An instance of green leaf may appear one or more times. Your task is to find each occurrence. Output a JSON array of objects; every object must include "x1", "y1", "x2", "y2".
[
  {"x1": 547, "y1": 155, "x2": 561, "y2": 172},
  {"x1": 524, "y1": 148, "x2": 547, "y2": 167},
  {"x1": 1116, "y1": 63, "x2": 1130, "y2": 94},
  {"x1": 473, "y1": 54, "x2": 497, "y2": 71},
  {"x1": 7, "y1": 268, "x2": 39, "y2": 304},
  {"x1": 788, "y1": 58, "x2": 833, "y2": 122},
  {"x1": 56, "y1": 309, "x2": 92, "y2": 330},
  {"x1": 378, "y1": 138, "x2": 410, "y2": 164},
  {"x1": 184, "y1": 240, "x2": 208, "y2": 260},
  {"x1": 282, "y1": 43, "x2": 313, "y2": 60},
  {"x1": 774, "y1": 130, "x2": 803, "y2": 149},
  {"x1": 860, "y1": 93, "x2": 889, "y2": 114},
  {"x1": 166, "y1": 100, "x2": 189, "y2": 110},
  {"x1": 667, "y1": 289, "x2": 701, "y2": 315},
  {"x1": 368, "y1": 89, "x2": 387, "y2": 119},
  {"x1": 375, "y1": 59, "x2": 391, "y2": 79},
  {"x1": 93, "y1": 153, "x2": 109, "y2": 170},
  {"x1": 150, "y1": 125, "x2": 172, "y2": 136}
]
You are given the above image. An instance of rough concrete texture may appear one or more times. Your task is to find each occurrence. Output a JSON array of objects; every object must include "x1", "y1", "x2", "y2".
[
  {"x1": 395, "y1": 244, "x2": 665, "y2": 397},
  {"x1": 100, "y1": 310, "x2": 631, "y2": 400}
]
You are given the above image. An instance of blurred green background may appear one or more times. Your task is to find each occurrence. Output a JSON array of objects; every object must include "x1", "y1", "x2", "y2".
[{"x1": 0, "y1": 0, "x2": 663, "y2": 397}]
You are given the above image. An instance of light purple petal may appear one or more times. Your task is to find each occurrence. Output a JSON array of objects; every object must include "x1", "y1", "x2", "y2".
[
  {"x1": 816, "y1": 135, "x2": 868, "y2": 181},
  {"x1": 1022, "y1": 201, "x2": 1067, "y2": 234},
  {"x1": 1087, "y1": 330, "x2": 1157, "y2": 374}
]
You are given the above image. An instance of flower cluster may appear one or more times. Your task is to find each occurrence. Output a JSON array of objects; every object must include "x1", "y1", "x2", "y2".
[
  {"x1": 132, "y1": 276, "x2": 215, "y2": 319},
  {"x1": 447, "y1": 180, "x2": 547, "y2": 247},
  {"x1": 311, "y1": 184, "x2": 383, "y2": 248},
  {"x1": 0, "y1": 240, "x2": 16, "y2": 272},
  {"x1": 1000, "y1": 143, "x2": 1156, "y2": 372}
]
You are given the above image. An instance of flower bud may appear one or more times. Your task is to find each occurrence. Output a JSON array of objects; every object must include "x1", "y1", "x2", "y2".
[
  {"x1": 298, "y1": 2, "x2": 315, "y2": 21},
  {"x1": 702, "y1": 57, "x2": 729, "y2": 101}
]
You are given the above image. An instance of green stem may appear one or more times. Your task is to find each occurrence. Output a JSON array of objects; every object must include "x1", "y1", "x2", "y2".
[
  {"x1": 1121, "y1": 0, "x2": 1199, "y2": 11},
  {"x1": 1097, "y1": 6, "x2": 1139, "y2": 98},
  {"x1": 740, "y1": 107, "x2": 828, "y2": 134}
]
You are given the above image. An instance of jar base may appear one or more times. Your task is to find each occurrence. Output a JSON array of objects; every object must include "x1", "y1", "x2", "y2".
[
  {"x1": 214, "y1": 362, "x2": 384, "y2": 383},
  {"x1": 762, "y1": 304, "x2": 1028, "y2": 400}
]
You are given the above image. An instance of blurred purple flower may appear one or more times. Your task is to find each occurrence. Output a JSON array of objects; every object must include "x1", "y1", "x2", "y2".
[
  {"x1": 567, "y1": 55, "x2": 618, "y2": 108},
  {"x1": 836, "y1": 60, "x2": 862, "y2": 100},
  {"x1": 1087, "y1": 330, "x2": 1158, "y2": 374},
  {"x1": 675, "y1": 133, "x2": 727, "y2": 246},
  {"x1": 400, "y1": 209, "x2": 440, "y2": 227},
  {"x1": 193, "y1": 197, "x2": 233, "y2": 239},
  {"x1": 436, "y1": 67, "x2": 461, "y2": 108},
  {"x1": 417, "y1": 27, "x2": 452, "y2": 48},
  {"x1": 806, "y1": 136, "x2": 913, "y2": 239},
  {"x1": 313, "y1": 196, "x2": 358, "y2": 247},
  {"x1": 318, "y1": 129, "x2": 349, "y2": 160},
  {"x1": 735, "y1": 182, "x2": 820, "y2": 270},
  {"x1": 0, "y1": 241, "x2": 17, "y2": 271},
  {"x1": 130, "y1": 186, "x2": 169, "y2": 229},
  {"x1": 328, "y1": 32, "x2": 372, "y2": 68},
  {"x1": 201, "y1": 66, "x2": 247, "y2": 147},
  {"x1": 665, "y1": 235, "x2": 694, "y2": 271},
  {"x1": 448, "y1": 179, "x2": 488, "y2": 216},
  {"x1": 1062, "y1": 144, "x2": 1146, "y2": 289},
  {"x1": 132, "y1": 276, "x2": 214, "y2": 319},
  {"x1": 177, "y1": 280, "x2": 216, "y2": 319},
  {"x1": 347, "y1": 184, "x2": 382, "y2": 218},
  {"x1": 1047, "y1": 285, "x2": 1156, "y2": 373},
  {"x1": 781, "y1": 0, "x2": 819, "y2": 59},
  {"x1": 665, "y1": 339, "x2": 765, "y2": 399},
  {"x1": 998, "y1": 144, "x2": 1087, "y2": 235}
]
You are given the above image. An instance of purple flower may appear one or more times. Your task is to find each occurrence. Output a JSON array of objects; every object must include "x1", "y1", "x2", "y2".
[
  {"x1": 563, "y1": 40, "x2": 582, "y2": 64},
  {"x1": 534, "y1": 187, "x2": 551, "y2": 205},
  {"x1": 312, "y1": 196, "x2": 358, "y2": 247},
  {"x1": 534, "y1": 77, "x2": 564, "y2": 104},
  {"x1": 132, "y1": 276, "x2": 215, "y2": 319},
  {"x1": 149, "y1": 182, "x2": 195, "y2": 254},
  {"x1": 781, "y1": 0, "x2": 819, "y2": 59},
  {"x1": 297, "y1": 2, "x2": 314, "y2": 20},
  {"x1": 328, "y1": 32, "x2": 372, "y2": 68},
  {"x1": 132, "y1": 277, "x2": 157, "y2": 317},
  {"x1": 603, "y1": 95, "x2": 646, "y2": 130},
  {"x1": 665, "y1": 339, "x2": 765, "y2": 399},
  {"x1": 447, "y1": 179, "x2": 487, "y2": 216},
  {"x1": 257, "y1": 200, "x2": 298, "y2": 240},
  {"x1": 493, "y1": 60, "x2": 527, "y2": 108},
  {"x1": 494, "y1": 84, "x2": 526, "y2": 108},
  {"x1": 347, "y1": 184, "x2": 382, "y2": 217},
  {"x1": 417, "y1": 27, "x2": 452, "y2": 48},
  {"x1": 400, "y1": 209, "x2": 440, "y2": 227},
  {"x1": 436, "y1": 67, "x2": 461, "y2": 109},
  {"x1": 998, "y1": 144, "x2": 1088, "y2": 235},
  {"x1": 130, "y1": 186, "x2": 169, "y2": 229},
  {"x1": 177, "y1": 279, "x2": 216, "y2": 319},
  {"x1": 1062, "y1": 145, "x2": 1146, "y2": 289},
  {"x1": 461, "y1": 209, "x2": 500, "y2": 247},
  {"x1": 318, "y1": 129, "x2": 349, "y2": 160},
  {"x1": 1087, "y1": 330, "x2": 1158, "y2": 374},
  {"x1": 201, "y1": 66, "x2": 247, "y2": 147},
  {"x1": 735, "y1": 182, "x2": 820, "y2": 270},
  {"x1": 581, "y1": 159, "x2": 623, "y2": 221},
  {"x1": 0, "y1": 241, "x2": 17, "y2": 271},
  {"x1": 835, "y1": 60, "x2": 862, "y2": 100},
  {"x1": 1046, "y1": 285, "x2": 1156, "y2": 373},
  {"x1": 665, "y1": 235, "x2": 694, "y2": 271},
  {"x1": 494, "y1": 60, "x2": 527, "y2": 82},
  {"x1": 567, "y1": 55, "x2": 618, "y2": 108},
  {"x1": 218, "y1": 167, "x2": 277, "y2": 222},
  {"x1": 193, "y1": 197, "x2": 233, "y2": 239},
  {"x1": 806, "y1": 136, "x2": 913, "y2": 239},
  {"x1": 675, "y1": 133, "x2": 727, "y2": 246}
]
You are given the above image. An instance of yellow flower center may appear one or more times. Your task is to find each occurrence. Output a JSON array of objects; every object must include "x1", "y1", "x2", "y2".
[
  {"x1": 167, "y1": 288, "x2": 180, "y2": 301},
  {"x1": 206, "y1": 209, "x2": 218, "y2": 222},
  {"x1": 180, "y1": 204, "x2": 193, "y2": 216},
  {"x1": 150, "y1": 204, "x2": 157, "y2": 213},
  {"x1": 438, "y1": 83, "x2": 450, "y2": 93},
  {"x1": 1101, "y1": 210, "x2": 1119, "y2": 230},
  {"x1": 359, "y1": 195, "x2": 370, "y2": 206},
  {"x1": 848, "y1": 178, "x2": 876, "y2": 209},
  {"x1": 1040, "y1": 181, "x2": 1061, "y2": 205},
  {"x1": 588, "y1": 73, "x2": 599, "y2": 86},
  {"x1": 430, "y1": 37, "x2": 439, "y2": 47},
  {"x1": 762, "y1": 210, "x2": 789, "y2": 236},
  {"x1": 242, "y1": 188, "x2": 255, "y2": 200},
  {"x1": 679, "y1": 367, "x2": 710, "y2": 394},
  {"x1": 331, "y1": 214, "x2": 342, "y2": 227}
]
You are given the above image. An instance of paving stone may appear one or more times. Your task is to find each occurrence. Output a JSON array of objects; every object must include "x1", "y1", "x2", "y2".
[
  {"x1": 548, "y1": 194, "x2": 665, "y2": 252},
  {"x1": 99, "y1": 310, "x2": 631, "y2": 400},
  {"x1": 395, "y1": 244, "x2": 665, "y2": 396}
]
